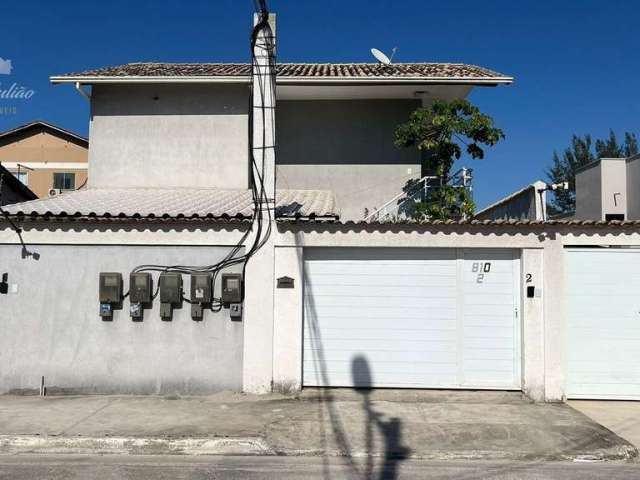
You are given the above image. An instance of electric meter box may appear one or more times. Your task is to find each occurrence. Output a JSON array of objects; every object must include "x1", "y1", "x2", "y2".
[
  {"x1": 191, "y1": 273, "x2": 212, "y2": 304},
  {"x1": 190, "y1": 273, "x2": 212, "y2": 320},
  {"x1": 159, "y1": 273, "x2": 182, "y2": 320},
  {"x1": 130, "y1": 272, "x2": 153, "y2": 304},
  {"x1": 159, "y1": 273, "x2": 182, "y2": 304},
  {"x1": 221, "y1": 273, "x2": 242, "y2": 304},
  {"x1": 99, "y1": 272, "x2": 123, "y2": 320},
  {"x1": 99, "y1": 272, "x2": 123, "y2": 304}
]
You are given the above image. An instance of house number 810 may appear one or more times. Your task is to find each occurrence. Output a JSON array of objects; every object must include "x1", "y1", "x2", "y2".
[{"x1": 472, "y1": 262, "x2": 491, "y2": 283}]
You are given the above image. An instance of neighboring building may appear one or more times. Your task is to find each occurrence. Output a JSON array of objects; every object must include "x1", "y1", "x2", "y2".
[
  {"x1": 1, "y1": 12, "x2": 640, "y2": 403},
  {"x1": 482, "y1": 154, "x2": 640, "y2": 222},
  {"x1": 0, "y1": 164, "x2": 37, "y2": 206},
  {"x1": 0, "y1": 121, "x2": 88, "y2": 198},
  {"x1": 475, "y1": 181, "x2": 547, "y2": 221},
  {"x1": 574, "y1": 156, "x2": 637, "y2": 221}
]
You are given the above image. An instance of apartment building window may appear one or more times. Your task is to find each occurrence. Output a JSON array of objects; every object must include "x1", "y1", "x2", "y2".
[
  {"x1": 53, "y1": 172, "x2": 75, "y2": 190},
  {"x1": 13, "y1": 171, "x2": 28, "y2": 186}
]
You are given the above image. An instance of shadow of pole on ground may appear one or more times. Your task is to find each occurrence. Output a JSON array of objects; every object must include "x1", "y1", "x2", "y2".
[{"x1": 304, "y1": 261, "x2": 410, "y2": 480}]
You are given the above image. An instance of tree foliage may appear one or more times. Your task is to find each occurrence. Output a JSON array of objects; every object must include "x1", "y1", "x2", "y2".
[
  {"x1": 394, "y1": 99, "x2": 504, "y2": 220},
  {"x1": 546, "y1": 130, "x2": 638, "y2": 214}
]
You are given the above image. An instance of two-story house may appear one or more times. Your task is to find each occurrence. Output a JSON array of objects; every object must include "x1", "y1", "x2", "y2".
[
  {"x1": 0, "y1": 121, "x2": 89, "y2": 198},
  {"x1": 2, "y1": 12, "x2": 640, "y2": 403}
]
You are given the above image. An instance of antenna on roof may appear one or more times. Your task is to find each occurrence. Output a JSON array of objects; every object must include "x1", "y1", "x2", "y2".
[{"x1": 371, "y1": 47, "x2": 397, "y2": 65}]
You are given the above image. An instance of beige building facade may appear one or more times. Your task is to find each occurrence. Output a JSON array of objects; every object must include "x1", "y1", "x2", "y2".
[{"x1": 0, "y1": 121, "x2": 88, "y2": 198}]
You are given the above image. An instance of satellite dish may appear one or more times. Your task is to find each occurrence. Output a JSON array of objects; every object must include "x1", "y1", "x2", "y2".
[{"x1": 371, "y1": 47, "x2": 397, "y2": 65}]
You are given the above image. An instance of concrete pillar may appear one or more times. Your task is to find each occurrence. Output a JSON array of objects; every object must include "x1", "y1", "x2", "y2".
[
  {"x1": 272, "y1": 246, "x2": 304, "y2": 392},
  {"x1": 242, "y1": 11, "x2": 278, "y2": 394},
  {"x1": 543, "y1": 237, "x2": 566, "y2": 401},
  {"x1": 521, "y1": 248, "x2": 545, "y2": 401}
]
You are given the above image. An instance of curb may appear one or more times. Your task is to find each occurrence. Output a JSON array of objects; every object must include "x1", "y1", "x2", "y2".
[
  {"x1": 0, "y1": 435, "x2": 637, "y2": 461},
  {"x1": 0, "y1": 436, "x2": 272, "y2": 456}
]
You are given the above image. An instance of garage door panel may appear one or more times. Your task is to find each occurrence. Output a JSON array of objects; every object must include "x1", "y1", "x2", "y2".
[
  {"x1": 464, "y1": 303, "x2": 516, "y2": 316},
  {"x1": 306, "y1": 296, "x2": 459, "y2": 309},
  {"x1": 304, "y1": 307, "x2": 456, "y2": 321},
  {"x1": 305, "y1": 262, "x2": 456, "y2": 276},
  {"x1": 305, "y1": 248, "x2": 456, "y2": 261},
  {"x1": 305, "y1": 284, "x2": 457, "y2": 298},
  {"x1": 567, "y1": 248, "x2": 640, "y2": 399},
  {"x1": 303, "y1": 248, "x2": 521, "y2": 390},
  {"x1": 304, "y1": 348, "x2": 458, "y2": 363},
  {"x1": 304, "y1": 317, "x2": 457, "y2": 330},
  {"x1": 303, "y1": 371, "x2": 460, "y2": 388},
  {"x1": 304, "y1": 330, "x2": 458, "y2": 344},
  {"x1": 306, "y1": 271, "x2": 457, "y2": 286}
]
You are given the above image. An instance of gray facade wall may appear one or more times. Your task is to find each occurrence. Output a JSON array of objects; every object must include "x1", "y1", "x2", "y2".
[
  {"x1": 575, "y1": 163, "x2": 603, "y2": 220},
  {"x1": 474, "y1": 185, "x2": 542, "y2": 221},
  {"x1": 276, "y1": 99, "x2": 422, "y2": 220},
  {"x1": 627, "y1": 155, "x2": 640, "y2": 219},
  {"x1": 0, "y1": 244, "x2": 244, "y2": 395},
  {"x1": 88, "y1": 84, "x2": 249, "y2": 190}
]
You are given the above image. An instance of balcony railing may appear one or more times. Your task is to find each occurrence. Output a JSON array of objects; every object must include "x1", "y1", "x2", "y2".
[{"x1": 364, "y1": 168, "x2": 473, "y2": 223}]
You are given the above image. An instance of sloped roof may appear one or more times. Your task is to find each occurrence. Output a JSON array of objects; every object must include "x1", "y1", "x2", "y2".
[
  {"x1": 3, "y1": 188, "x2": 338, "y2": 221},
  {"x1": 0, "y1": 121, "x2": 88, "y2": 146},
  {"x1": 0, "y1": 164, "x2": 38, "y2": 204},
  {"x1": 51, "y1": 62, "x2": 512, "y2": 85}
]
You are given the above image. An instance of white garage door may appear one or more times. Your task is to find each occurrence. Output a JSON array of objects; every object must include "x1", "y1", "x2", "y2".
[
  {"x1": 303, "y1": 248, "x2": 521, "y2": 389},
  {"x1": 567, "y1": 248, "x2": 640, "y2": 399}
]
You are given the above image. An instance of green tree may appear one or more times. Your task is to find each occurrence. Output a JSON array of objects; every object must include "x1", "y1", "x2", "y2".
[
  {"x1": 546, "y1": 130, "x2": 638, "y2": 214},
  {"x1": 394, "y1": 99, "x2": 504, "y2": 220}
]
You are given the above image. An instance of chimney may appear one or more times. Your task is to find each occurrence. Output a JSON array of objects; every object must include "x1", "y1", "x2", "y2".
[{"x1": 251, "y1": 12, "x2": 276, "y2": 203}]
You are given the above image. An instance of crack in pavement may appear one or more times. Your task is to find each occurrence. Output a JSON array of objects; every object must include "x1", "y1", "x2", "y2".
[{"x1": 57, "y1": 399, "x2": 116, "y2": 436}]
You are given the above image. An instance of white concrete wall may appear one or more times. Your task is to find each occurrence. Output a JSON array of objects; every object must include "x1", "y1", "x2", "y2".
[
  {"x1": 88, "y1": 84, "x2": 249, "y2": 189},
  {"x1": 272, "y1": 245, "x2": 304, "y2": 392},
  {"x1": 521, "y1": 249, "x2": 545, "y2": 401},
  {"x1": 3, "y1": 221, "x2": 640, "y2": 401},
  {"x1": 0, "y1": 243, "x2": 244, "y2": 395}
]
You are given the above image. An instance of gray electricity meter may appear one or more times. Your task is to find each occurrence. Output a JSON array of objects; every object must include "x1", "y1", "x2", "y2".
[
  {"x1": 159, "y1": 273, "x2": 182, "y2": 321},
  {"x1": 221, "y1": 273, "x2": 242, "y2": 304},
  {"x1": 190, "y1": 273, "x2": 212, "y2": 320},
  {"x1": 99, "y1": 272, "x2": 123, "y2": 320},
  {"x1": 129, "y1": 272, "x2": 152, "y2": 321}
]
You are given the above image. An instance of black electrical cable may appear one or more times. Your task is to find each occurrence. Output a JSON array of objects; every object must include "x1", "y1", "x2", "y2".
[
  {"x1": 130, "y1": 1, "x2": 276, "y2": 303},
  {"x1": 0, "y1": 173, "x2": 39, "y2": 259}
]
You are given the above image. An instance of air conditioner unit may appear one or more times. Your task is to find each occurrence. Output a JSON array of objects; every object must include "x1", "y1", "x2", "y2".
[{"x1": 48, "y1": 188, "x2": 64, "y2": 197}]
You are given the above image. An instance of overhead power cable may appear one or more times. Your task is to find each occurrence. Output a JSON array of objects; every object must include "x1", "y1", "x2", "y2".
[{"x1": 131, "y1": 1, "x2": 276, "y2": 302}]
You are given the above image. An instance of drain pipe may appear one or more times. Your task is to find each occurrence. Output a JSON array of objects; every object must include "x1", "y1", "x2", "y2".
[{"x1": 74, "y1": 82, "x2": 91, "y2": 101}]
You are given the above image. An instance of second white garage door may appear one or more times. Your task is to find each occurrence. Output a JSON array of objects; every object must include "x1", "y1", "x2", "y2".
[
  {"x1": 567, "y1": 248, "x2": 640, "y2": 399},
  {"x1": 303, "y1": 248, "x2": 521, "y2": 389}
]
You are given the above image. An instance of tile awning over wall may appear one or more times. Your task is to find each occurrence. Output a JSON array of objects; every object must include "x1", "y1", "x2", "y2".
[{"x1": 3, "y1": 188, "x2": 339, "y2": 221}]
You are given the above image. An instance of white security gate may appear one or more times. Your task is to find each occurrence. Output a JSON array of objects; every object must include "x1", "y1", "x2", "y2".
[
  {"x1": 303, "y1": 248, "x2": 521, "y2": 389},
  {"x1": 567, "y1": 248, "x2": 640, "y2": 399}
]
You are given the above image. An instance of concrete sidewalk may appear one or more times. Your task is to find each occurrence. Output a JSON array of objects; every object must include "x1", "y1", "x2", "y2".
[
  {"x1": 0, "y1": 390, "x2": 636, "y2": 461},
  {"x1": 569, "y1": 400, "x2": 640, "y2": 449}
]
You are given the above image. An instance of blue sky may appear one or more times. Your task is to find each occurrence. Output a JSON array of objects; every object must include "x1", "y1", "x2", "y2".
[{"x1": 0, "y1": 0, "x2": 638, "y2": 208}]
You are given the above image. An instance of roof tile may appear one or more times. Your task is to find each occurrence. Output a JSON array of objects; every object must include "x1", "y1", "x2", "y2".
[{"x1": 54, "y1": 62, "x2": 510, "y2": 81}]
